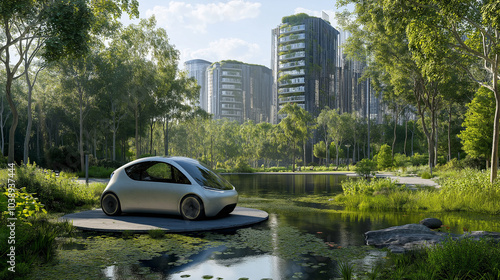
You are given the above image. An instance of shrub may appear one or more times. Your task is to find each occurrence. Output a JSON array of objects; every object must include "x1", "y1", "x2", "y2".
[
  {"x1": 393, "y1": 153, "x2": 410, "y2": 168},
  {"x1": 376, "y1": 144, "x2": 393, "y2": 170},
  {"x1": 410, "y1": 153, "x2": 428, "y2": 166},
  {"x1": 354, "y1": 158, "x2": 377, "y2": 178},
  {"x1": 45, "y1": 146, "x2": 79, "y2": 171},
  {"x1": 15, "y1": 163, "x2": 105, "y2": 212},
  {"x1": 382, "y1": 237, "x2": 500, "y2": 279}
]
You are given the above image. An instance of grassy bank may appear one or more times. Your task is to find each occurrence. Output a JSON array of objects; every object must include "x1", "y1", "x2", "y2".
[
  {"x1": 330, "y1": 169, "x2": 500, "y2": 215},
  {"x1": 378, "y1": 237, "x2": 500, "y2": 279},
  {"x1": 1, "y1": 164, "x2": 105, "y2": 279}
]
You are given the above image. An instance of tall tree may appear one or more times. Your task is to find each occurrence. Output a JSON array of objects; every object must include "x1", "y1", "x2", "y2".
[
  {"x1": 278, "y1": 103, "x2": 313, "y2": 171},
  {"x1": 0, "y1": 0, "x2": 138, "y2": 163}
]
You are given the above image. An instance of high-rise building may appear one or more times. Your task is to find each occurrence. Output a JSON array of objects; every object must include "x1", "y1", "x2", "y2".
[
  {"x1": 271, "y1": 14, "x2": 339, "y2": 123},
  {"x1": 184, "y1": 59, "x2": 212, "y2": 112},
  {"x1": 207, "y1": 60, "x2": 272, "y2": 123}
]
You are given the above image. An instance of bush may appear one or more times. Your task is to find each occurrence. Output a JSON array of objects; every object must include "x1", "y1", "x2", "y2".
[
  {"x1": 0, "y1": 217, "x2": 74, "y2": 278},
  {"x1": 15, "y1": 163, "x2": 105, "y2": 212},
  {"x1": 376, "y1": 144, "x2": 393, "y2": 170},
  {"x1": 77, "y1": 166, "x2": 115, "y2": 178},
  {"x1": 354, "y1": 158, "x2": 377, "y2": 178},
  {"x1": 382, "y1": 237, "x2": 500, "y2": 279},
  {"x1": 233, "y1": 158, "x2": 254, "y2": 173},
  {"x1": 410, "y1": 153, "x2": 428, "y2": 166},
  {"x1": 393, "y1": 153, "x2": 410, "y2": 168},
  {"x1": 45, "y1": 146, "x2": 79, "y2": 171}
]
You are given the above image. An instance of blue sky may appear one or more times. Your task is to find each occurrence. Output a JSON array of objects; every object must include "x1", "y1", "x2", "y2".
[{"x1": 121, "y1": 1, "x2": 353, "y2": 68}]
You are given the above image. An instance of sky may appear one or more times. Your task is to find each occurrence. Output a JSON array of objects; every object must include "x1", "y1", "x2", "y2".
[{"x1": 120, "y1": 0, "x2": 353, "y2": 69}]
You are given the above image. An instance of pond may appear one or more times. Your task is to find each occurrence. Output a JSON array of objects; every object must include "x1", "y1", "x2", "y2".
[{"x1": 33, "y1": 173, "x2": 500, "y2": 280}]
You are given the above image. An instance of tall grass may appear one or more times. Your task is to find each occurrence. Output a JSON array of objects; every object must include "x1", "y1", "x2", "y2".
[
  {"x1": 381, "y1": 237, "x2": 500, "y2": 279},
  {"x1": 16, "y1": 163, "x2": 105, "y2": 212},
  {"x1": 336, "y1": 169, "x2": 500, "y2": 215}
]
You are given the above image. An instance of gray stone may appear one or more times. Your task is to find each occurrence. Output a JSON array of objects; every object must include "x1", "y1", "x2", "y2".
[
  {"x1": 420, "y1": 218, "x2": 443, "y2": 229},
  {"x1": 365, "y1": 224, "x2": 500, "y2": 254},
  {"x1": 364, "y1": 224, "x2": 448, "y2": 253}
]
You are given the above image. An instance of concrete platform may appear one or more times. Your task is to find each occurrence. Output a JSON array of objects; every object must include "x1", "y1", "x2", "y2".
[{"x1": 60, "y1": 207, "x2": 268, "y2": 233}]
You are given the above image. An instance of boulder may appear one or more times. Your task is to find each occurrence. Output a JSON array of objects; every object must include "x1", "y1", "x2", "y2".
[
  {"x1": 365, "y1": 224, "x2": 500, "y2": 253},
  {"x1": 420, "y1": 218, "x2": 443, "y2": 229},
  {"x1": 364, "y1": 224, "x2": 448, "y2": 253}
]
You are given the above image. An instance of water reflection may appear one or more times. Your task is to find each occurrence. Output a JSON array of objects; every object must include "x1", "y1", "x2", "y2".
[
  {"x1": 101, "y1": 174, "x2": 500, "y2": 280},
  {"x1": 223, "y1": 173, "x2": 349, "y2": 196}
]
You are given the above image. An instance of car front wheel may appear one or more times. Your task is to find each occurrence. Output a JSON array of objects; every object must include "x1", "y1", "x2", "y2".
[
  {"x1": 101, "y1": 193, "x2": 122, "y2": 216},
  {"x1": 181, "y1": 195, "x2": 205, "y2": 220}
]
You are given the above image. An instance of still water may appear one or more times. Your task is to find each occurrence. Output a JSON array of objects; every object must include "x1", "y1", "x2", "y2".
[{"x1": 92, "y1": 173, "x2": 500, "y2": 279}]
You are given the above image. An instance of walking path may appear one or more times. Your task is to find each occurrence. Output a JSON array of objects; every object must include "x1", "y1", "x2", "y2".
[{"x1": 375, "y1": 173, "x2": 440, "y2": 188}]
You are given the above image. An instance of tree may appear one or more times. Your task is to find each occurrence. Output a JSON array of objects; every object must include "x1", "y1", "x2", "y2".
[
  {"x1": 278, "y1": 103, "x2": 313, "y2": 171},
  {"x1": 377, "y1": 144, "x2": 393, "y2": 170},
  {"x1": 459, "y1": 87, "x2": 495, "y2": 167},
  {"x1": 387, "y1": 0, "x2": 500, "y2": 181},
  {"x1": 0, "y1": 0, "x2": 138, "y2": 163}
]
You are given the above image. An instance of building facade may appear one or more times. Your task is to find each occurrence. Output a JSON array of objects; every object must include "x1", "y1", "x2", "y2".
[
  {"x1": 184, "y1": 59, "x2": 212, "y2": 112},
  {"x1": 271, "y1": 14, "x2": 339, "y2": 123},
  {"x1": 207, "y1": 60, "x2": 272, "y2": 123}
]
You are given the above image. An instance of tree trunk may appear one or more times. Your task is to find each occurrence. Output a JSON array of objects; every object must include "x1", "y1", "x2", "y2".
[
  {"x1": 447, "y1": 106, "x2": 452, "y2": 162},
  {"x1": 404, "y1": 117, "x2": 408, "y2": 156},
  {"x1": 392, "y1": 108, "x2": 397, "y2": 158},
  {"x1": 491, "y1": 78, "x2": 499, "y2": 183},
  {"x1": 79, "y1": 89, "x2": 84, "y2": 171},
  {"x1": 135, "y1": 103, "x2": 140, "y2": 159}
]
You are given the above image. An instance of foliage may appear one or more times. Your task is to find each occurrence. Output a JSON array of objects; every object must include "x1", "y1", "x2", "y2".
[
  {"x1": 459, "y1": 86, "x2": 495, "y2": 164},
  {"x1": 354, "y1": 158, "x2": 377, "y2": 178},
  {"x1": 337, "y1": 168, "x2": 500, "y2": 215},
  {"x1": 0, "y1": 215, "x2": 75, "y2": 278},
  {"x1": 376, "y1": 144, "x2": 393, "y2": 170},
  {"x1": 77, "y1": 166, "x2": 115, "y2": 178},
  {"x1": 381, "y1": 237, "x2": 500, "y2": 279},
  {"x1": 15, "y1": 163, "x2": 105, "y2": 212},
  {"x1": 281, "y1": 13, "x2": 312, "y2": 25}
]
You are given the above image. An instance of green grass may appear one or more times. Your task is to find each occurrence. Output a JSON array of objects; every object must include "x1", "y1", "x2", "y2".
[
  {"x1": 332, "y1": 169, "x2": 500, "y2": 215},
  {"x1": 381, "y1": 237, "x2": 500, "y2": 279},
  {"x1": 15, "y1": 163, "x2": 105, "y2": 212}
]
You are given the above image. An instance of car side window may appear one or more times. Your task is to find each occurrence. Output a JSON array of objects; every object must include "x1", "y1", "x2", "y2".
[{"x1": 125, "y1": 161, "x2": 190, "y2": 184}]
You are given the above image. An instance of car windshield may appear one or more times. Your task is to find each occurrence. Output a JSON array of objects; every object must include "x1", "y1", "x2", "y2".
[{"x1": 176, "y1": 160, "x2": 234, "y2": 190}]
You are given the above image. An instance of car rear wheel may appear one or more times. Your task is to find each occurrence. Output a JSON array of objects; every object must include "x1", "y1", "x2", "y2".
[
  {"x1": 181, "y1": 195, "x2": 205, "y2": 220},
  {"x1": 102, "y1": 193, "x2": 121, "y2": 216}
]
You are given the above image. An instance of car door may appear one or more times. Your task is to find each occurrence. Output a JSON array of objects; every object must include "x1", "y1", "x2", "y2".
[{"x1": 124, "y1": 161, "x2": 192, "y2": 214}]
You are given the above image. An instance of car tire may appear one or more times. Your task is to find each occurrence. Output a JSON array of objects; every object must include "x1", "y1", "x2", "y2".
[
  {"x1": 101, "y1": 193, "x2": 122, "y2": 216},
  {"x1": 180, "y1": 195, "x2": 205, "y2": 220}
]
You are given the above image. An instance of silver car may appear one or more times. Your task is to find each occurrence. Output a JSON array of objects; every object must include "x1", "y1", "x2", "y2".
[{"x1": 100, "y1": 156, "x2": 238, "y2": 220}]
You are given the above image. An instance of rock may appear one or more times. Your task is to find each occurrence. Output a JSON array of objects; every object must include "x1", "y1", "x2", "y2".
[
  {"x1": 364, "y1": 224, "x2": 448, "y2": 253},
  {"x1": 420, "y1": 218, "x2": 443, "y2": 229},
  {"x1": 365, "y1": 224, "x2": 500, "y2": 254}
]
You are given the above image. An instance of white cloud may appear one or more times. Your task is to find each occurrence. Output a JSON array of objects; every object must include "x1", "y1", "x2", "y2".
[
  {"x1": 182, "y1": 38, "x2": 261, "y2": 64},
  {"x1": 147, "y1": 1, "x2": 261, "y2": 33}
]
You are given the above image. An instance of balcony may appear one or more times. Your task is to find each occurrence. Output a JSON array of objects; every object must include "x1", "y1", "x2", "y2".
[
  {"x1": 221, "y1": 97, "x2": 237, "y2": 102},
  {"x1": 279, "y1": 51, "x2": 305, "y2": 61},
  {"x1": 221, "y1": 84, "x2": 241, "y2": 90},
  {"x1": 279, "y1": 42, "x2": 305, "y2": 52},
  {"x1": 279, "y1": 60, "x2": 305, "y2": 70},
  {"x1": 221, "y1": 110, "x2": 242, "y2": 116},
  {"x1": 222, "y1": 71, "x2": 241, "y2": 77},
  {"x1": 279, "y1": 69, "x2": 305, "y2": 77},
  {"x1": 221, "y1": 103, "x2": 241, "y2": 109},
  {"x1": 279, "y1": 77, "x2": 305, "y2": 86},
  {"x1": 221, "y1": 77, "x2": 241, "y2": 83},
  {"x1": 278, "y1": 86, "x2": 305, "y2": 94},
  {"x1": 280, "y1": 24, "x2": 305, "y2": 34},
  {"x1": 279, "y1": 33, "x2": 305, "y2": 43},
  {"x1": 279, "y1": 95, "x2": 305, "y2": 104},
  {"x1": 221, "y1": 90, "x2": 236, "y2": 96}
]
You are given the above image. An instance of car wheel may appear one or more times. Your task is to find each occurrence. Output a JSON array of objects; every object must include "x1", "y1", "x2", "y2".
[
  {"x1": 181, "y1": 195, "x2": 205, "y2": 220},
  {"x1": 101, "y1": 193, "x2": 122, "y2": 216}
]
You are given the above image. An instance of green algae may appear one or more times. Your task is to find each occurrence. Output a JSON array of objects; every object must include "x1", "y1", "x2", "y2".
[{"x1": 29, "y1": 224, "x2": 368, "y2": 279}]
